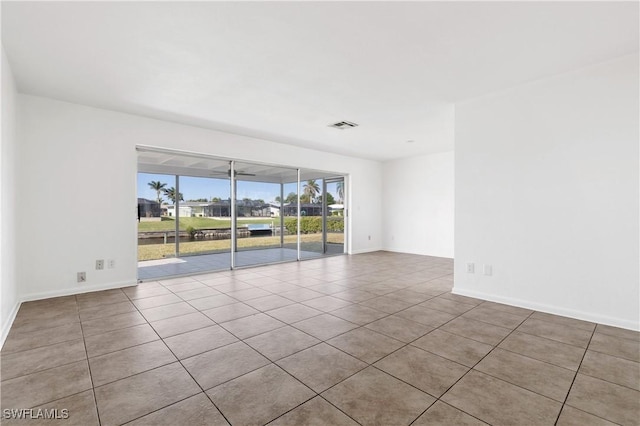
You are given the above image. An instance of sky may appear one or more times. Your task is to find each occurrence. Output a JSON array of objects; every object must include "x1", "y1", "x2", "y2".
[{"x1": 138, "y1": 173, "x2": 341, "y2": 204}]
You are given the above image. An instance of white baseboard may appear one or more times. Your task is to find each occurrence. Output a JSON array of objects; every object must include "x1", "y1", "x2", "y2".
[
  {"x1": 452, "y1": 287, "x2": 640, "y2": 332},
  {"x1": 1, "y1": 300, "x2": 21, "y2": 350},
  {"x1": 20, "y1": 280, "x2": 137, "y2": 303},
  {"x1": 382, "y1": 247, "x2": 454, "y2": 260},
  {"x1": 349, "y1": 247, "x2": 383, "y2": 255}
]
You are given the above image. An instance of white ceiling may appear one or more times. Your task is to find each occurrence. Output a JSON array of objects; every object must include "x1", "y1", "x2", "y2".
[{"x1": 2, "y1": 1, "x2": 638, "y2": 161}]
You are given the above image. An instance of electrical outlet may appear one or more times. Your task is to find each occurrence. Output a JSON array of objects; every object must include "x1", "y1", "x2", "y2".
[
  {"x1": 96, "y1": 259, "x2": 104, "y2": 270},
  {"x1": 107, "y1": 259, "x2": 115, "y2": 269},
  {"x1": 77, "y1": 272, "x2": 86, "y2": 283},
  {"x1": 484, "y1": 264, "x2": 492, "y2": 276},
  {"x1": 466, "y1": 263, "x2": 475, "y2": 273}
]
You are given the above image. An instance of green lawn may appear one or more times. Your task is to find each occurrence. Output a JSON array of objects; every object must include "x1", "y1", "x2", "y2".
[
  {"x1": 138, "y1": 217, "x2": 276, "y2": 232},
  {"x1": 138, "y1": 233, "x2": 344, "y2": 261}
]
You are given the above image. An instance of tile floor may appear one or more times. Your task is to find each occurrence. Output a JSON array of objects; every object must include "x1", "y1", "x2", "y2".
[
  {"x1": 137, "y1": 248, "x2": 327, "y2": 281},
  {"x1": 2, "y1": 252, "x2": 639, "y2": 425}
]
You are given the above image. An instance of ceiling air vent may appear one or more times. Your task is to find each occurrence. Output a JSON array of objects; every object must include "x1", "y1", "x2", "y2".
[{"x1": 329, "y1": 121, "x2": 358, "y2": 130}]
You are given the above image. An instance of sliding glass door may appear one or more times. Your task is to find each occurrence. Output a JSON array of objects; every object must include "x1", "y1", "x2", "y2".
[{"x1": 137, "y1": 148, "x2": 346, "y2": 280}]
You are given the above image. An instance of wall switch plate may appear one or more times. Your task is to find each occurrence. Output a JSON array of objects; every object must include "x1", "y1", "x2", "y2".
[
  {"x1": 466, "y1": 263, "x2": 475, "y2": 273},
  {"x1": 96, "y1": 259, "x2": 104, "y2": 270},
  {"x1": 77, "y1": 272, "x2": 86, "y2": 283},
  {"x1": 107, "y1": 259, "x2": 115, "y2": 269},
  {"x1": 484, "y1": 265, "x2": 492, "y2": 276}
]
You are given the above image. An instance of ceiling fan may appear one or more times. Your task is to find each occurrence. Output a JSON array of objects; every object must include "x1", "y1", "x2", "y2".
[{"x1": 209, "y1": 168, "x2": 256, "y2": 178}]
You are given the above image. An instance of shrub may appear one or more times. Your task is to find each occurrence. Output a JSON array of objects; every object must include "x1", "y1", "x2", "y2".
[{"x1": 283, "y1": 216, "x2": 344, "y2": 234}]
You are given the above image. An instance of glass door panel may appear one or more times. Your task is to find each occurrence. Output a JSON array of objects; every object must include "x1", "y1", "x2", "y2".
[
  {"x1": 137, "y1": 173, "x2": 177, "y2": 262},
  {"x1": 175, "y1": 175, "x2": 231, "y2": 271}
]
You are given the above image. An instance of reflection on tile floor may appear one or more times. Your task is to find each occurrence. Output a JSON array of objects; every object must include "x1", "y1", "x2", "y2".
[
  {"x1": 137, "y1": 248, "x2": 326, "y2": 281},
  {"x1": 2, "y1": 251, "x2": 639, "y2": 425}
]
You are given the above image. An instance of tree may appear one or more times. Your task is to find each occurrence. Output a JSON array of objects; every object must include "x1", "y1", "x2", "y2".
[
  {"x1": 317, "y1": 193, "x2": 335, "y2": 205},
  {"x1": 148, "y1": 181, "x2": 167, "y2": 204},
  {"x1": 282, "y1": 192, "x2": 297, "y2": 203},
  {"x1": 211, "y1": 197, "x2": 221, "y2": 202},
  {"x1": 303, "y1": 180, "x2": 320, "y2": 203},
  {"x1": 188, "y1": 198, "x2": 209, "y2": 202},
  {"x1": 162, "y1": 187, "x2": 184, "y2": 204},
  {"x1": 336, "y1": 181, "x2": 344, "y2": 203}
]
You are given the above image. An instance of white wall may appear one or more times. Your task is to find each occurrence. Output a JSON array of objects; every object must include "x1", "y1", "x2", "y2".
[
  {"x1": 16, "y1": 95, "x2": 383, "y2": 299},
  {"x1": 454, "y1": 54, "x2": 639, "y2": 330},
  {"x1": 1, "y1": 46, "x2": 20, "y2": 343},
  {"x1": 382, "y1": 151, "x2": 454, "y2": 258}
]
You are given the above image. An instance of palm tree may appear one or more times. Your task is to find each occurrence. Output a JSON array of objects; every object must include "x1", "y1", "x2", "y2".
[
  {"x1": 162, "y1": 187, "x2": 184, "y2": 204},
  {"x1": 148, "y1": 181, "x2": 167, "y2": 204},
  {"x1": 303, "y1": 180, "x2": 320, "y2": 203},
  {"x1": 336, "y1": 181, "x2": 344, "y2": 203}
]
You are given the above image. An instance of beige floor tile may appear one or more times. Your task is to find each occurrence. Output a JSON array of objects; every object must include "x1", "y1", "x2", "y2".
[
  {"x1": 322, "y1": 366, "x2": 434, "y2": 426},
  {"x1": 186, "y1": 294, "x2": 239, "y2": 310},
  {"x1": 1, "y1": 390, "x2": 99, "y2": 426},
  {"x1": 462, "y1": 305, "x2": 528, "y2": 329},
  {"x1": 202, "y1": 302, "x2": 259, "y2": 323},
  {"x1": 1, "y1": 322, "x2": 83, "y2": 355},
  {"x1": 81, "y1": 311, "x2": 147, "y2": 337},
  {"x1": 11, "y1": 310, "x2": 80, "y2": 334},
  {"x1": 386, "y1": 289, "x2": 434, "y2": 304},
  {"x1": 332, "y1": 289, "x2": 378, "y2": 302},
  {"x1": 89, "y1": 340, "x2": 176, "y2": 386},
  {"x1": 226, "y1": 287, "x2": 272, "y2": 301},
  {"x1": 566, "y1": 373, "x2": 640, "y2": 425},
  {"x1": 474, "y1": 348, "x2": 575, "y2": 401},
  {"x1": 530, "y1": 311, "x2": 596, "y2": 332},
  {"x1": 413, "y1": 401, "x2": 488, "y2": 426},
  {"x1": 595, "y1": 324, "x2": 640, "y2": 341},
  {"x1": 207, "y1": 364, "x2": 315, "y2": 426},
  {"x1": 358, "y1": 296, "x2": 414, "y2": 314},
  {"x1": 480, "y1": 301, "x2": 534, "y2": 316},
  {"x1": 76, "y1": 290, "x2": 129, "y2": 310},
  {"x1": 278, "y1": 288, "x2": 326, "y2": 302},
  {"x1": 1, "y1": 361, "x2": 92, "y2": 410},
  {"x1": 419, "y1": 297, "x2": 477, "y2": 315},
  {"x1": 94, "y1": 362, "x2": 200, "y2": 426},
  {"x1": 139, "y1": 301, "x2": 197, "y2": 322},
  {"x1": 150, "y1": 312, "x2": 215, "y2": 338},
  {"x1": 131, "y1": 293, "x2": 183, "y2": 310},
  {"x1": 163, "y1": 281, "x2": 207, "y2": 293},
  {"x1": 122, "y1": 284, "x2": 172, "y2": 300},
  {"x1": 292, "y1": 313, "x2": 359, "y2": 340},
  {"x1": 498, "y1": 331, "x2": 585, "y2": 371},
  {"x1": 364, "y1": 315, "x2": 433, "y2": 343},
  {"x1": 163, "y1": 325, "x2": 238, "y2": 360},
  {"x1": 556, "y1": 405, "x2": 618, "y2": 426},
  {"x1": 79, "y1": 301, "x2": 136, "y2": 322},
  {"x1": 219, "y1": 313, "x2": 285, "y2": 339},
  {"x1": 266, "y1": 304, "x2": 323, "y2": 324},
  {"x1": 244, "y1": 294, "x2": 296, "y2": 311},
  {"x1": 84, "y1": 323, "x2": 159, "y2": 358},
  {"x1": 375, "y1": 345, "x2": 469, "y2": 397},
  {"x1": 127, "y1": 393, "x2": 229, "y2": 426},
  {"x1": 438, "y1": 293, "x2": 484, "y2": 306},
  {"x1": 245, "y1": 326, "x2": 320, "y2": 361},
  {"x1": 302, "y1": 295, "x2": 352, "y2": 312},
  {"x1": 589, "y1": 332, "x2": 640, "y2": 362},
  {"x1": 329, "y1": 304, "x2": 388, "y2": 325},
  {"x1": 395, "y1": 306, "x2": 457, "y2": 328},
  {"x1": 442, "y1": 370, "x2": 562, "y2": 425},
  {"x1": 1, "y1": 338, "x2": 86, "y2": 381},
  {"x1": 175, "y1": 286, "x2": 221, "y2": 300},
  {"x1": 440, "y1": 317, "x2": 511, "y2": 345},
  {"x1": 407, "y1": 330, "x2": 490, "y2": 369},
  {"x1": 277, "y1": 343, "x2": 366, "y2": 392},
  {"x1": 517, "y1": 318, "x2": 593, "y2": 348},
  {"x1": 182, "y1": 341, "x2": 269, "y2": 390},
  {"x1": 268, "y1": 396, "x2": 359, "y2": 426},
  {"x1": 327, "y1": 328, "x2": 404, "y2": 364},
  {"x1": 579, "y1": 350, "x2": 640, "y2": 390}
]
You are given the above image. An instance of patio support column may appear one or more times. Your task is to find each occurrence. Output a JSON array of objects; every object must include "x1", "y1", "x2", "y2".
[
  {"x1": 297, "y1": 169, "x2": 301, "y2": 261},
  {"x1": 280, "y1": 182, "x2": 284, "y2": 248},
  {"x1": 175, "y1": 175, "x2": 180, "y2": 258},
  {"x1": 230, "y1": 161, "x2": 236, "y2": 269}
]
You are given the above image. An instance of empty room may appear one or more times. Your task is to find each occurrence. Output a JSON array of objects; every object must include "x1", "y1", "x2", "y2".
[{"x1": 1, "y1": 2, "x2": 638, "y2": 425}]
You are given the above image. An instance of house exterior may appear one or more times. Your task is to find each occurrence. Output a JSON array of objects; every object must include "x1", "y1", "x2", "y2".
[{"x1": 137, "y1": 198, "x2": 161, "y2": 219}]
